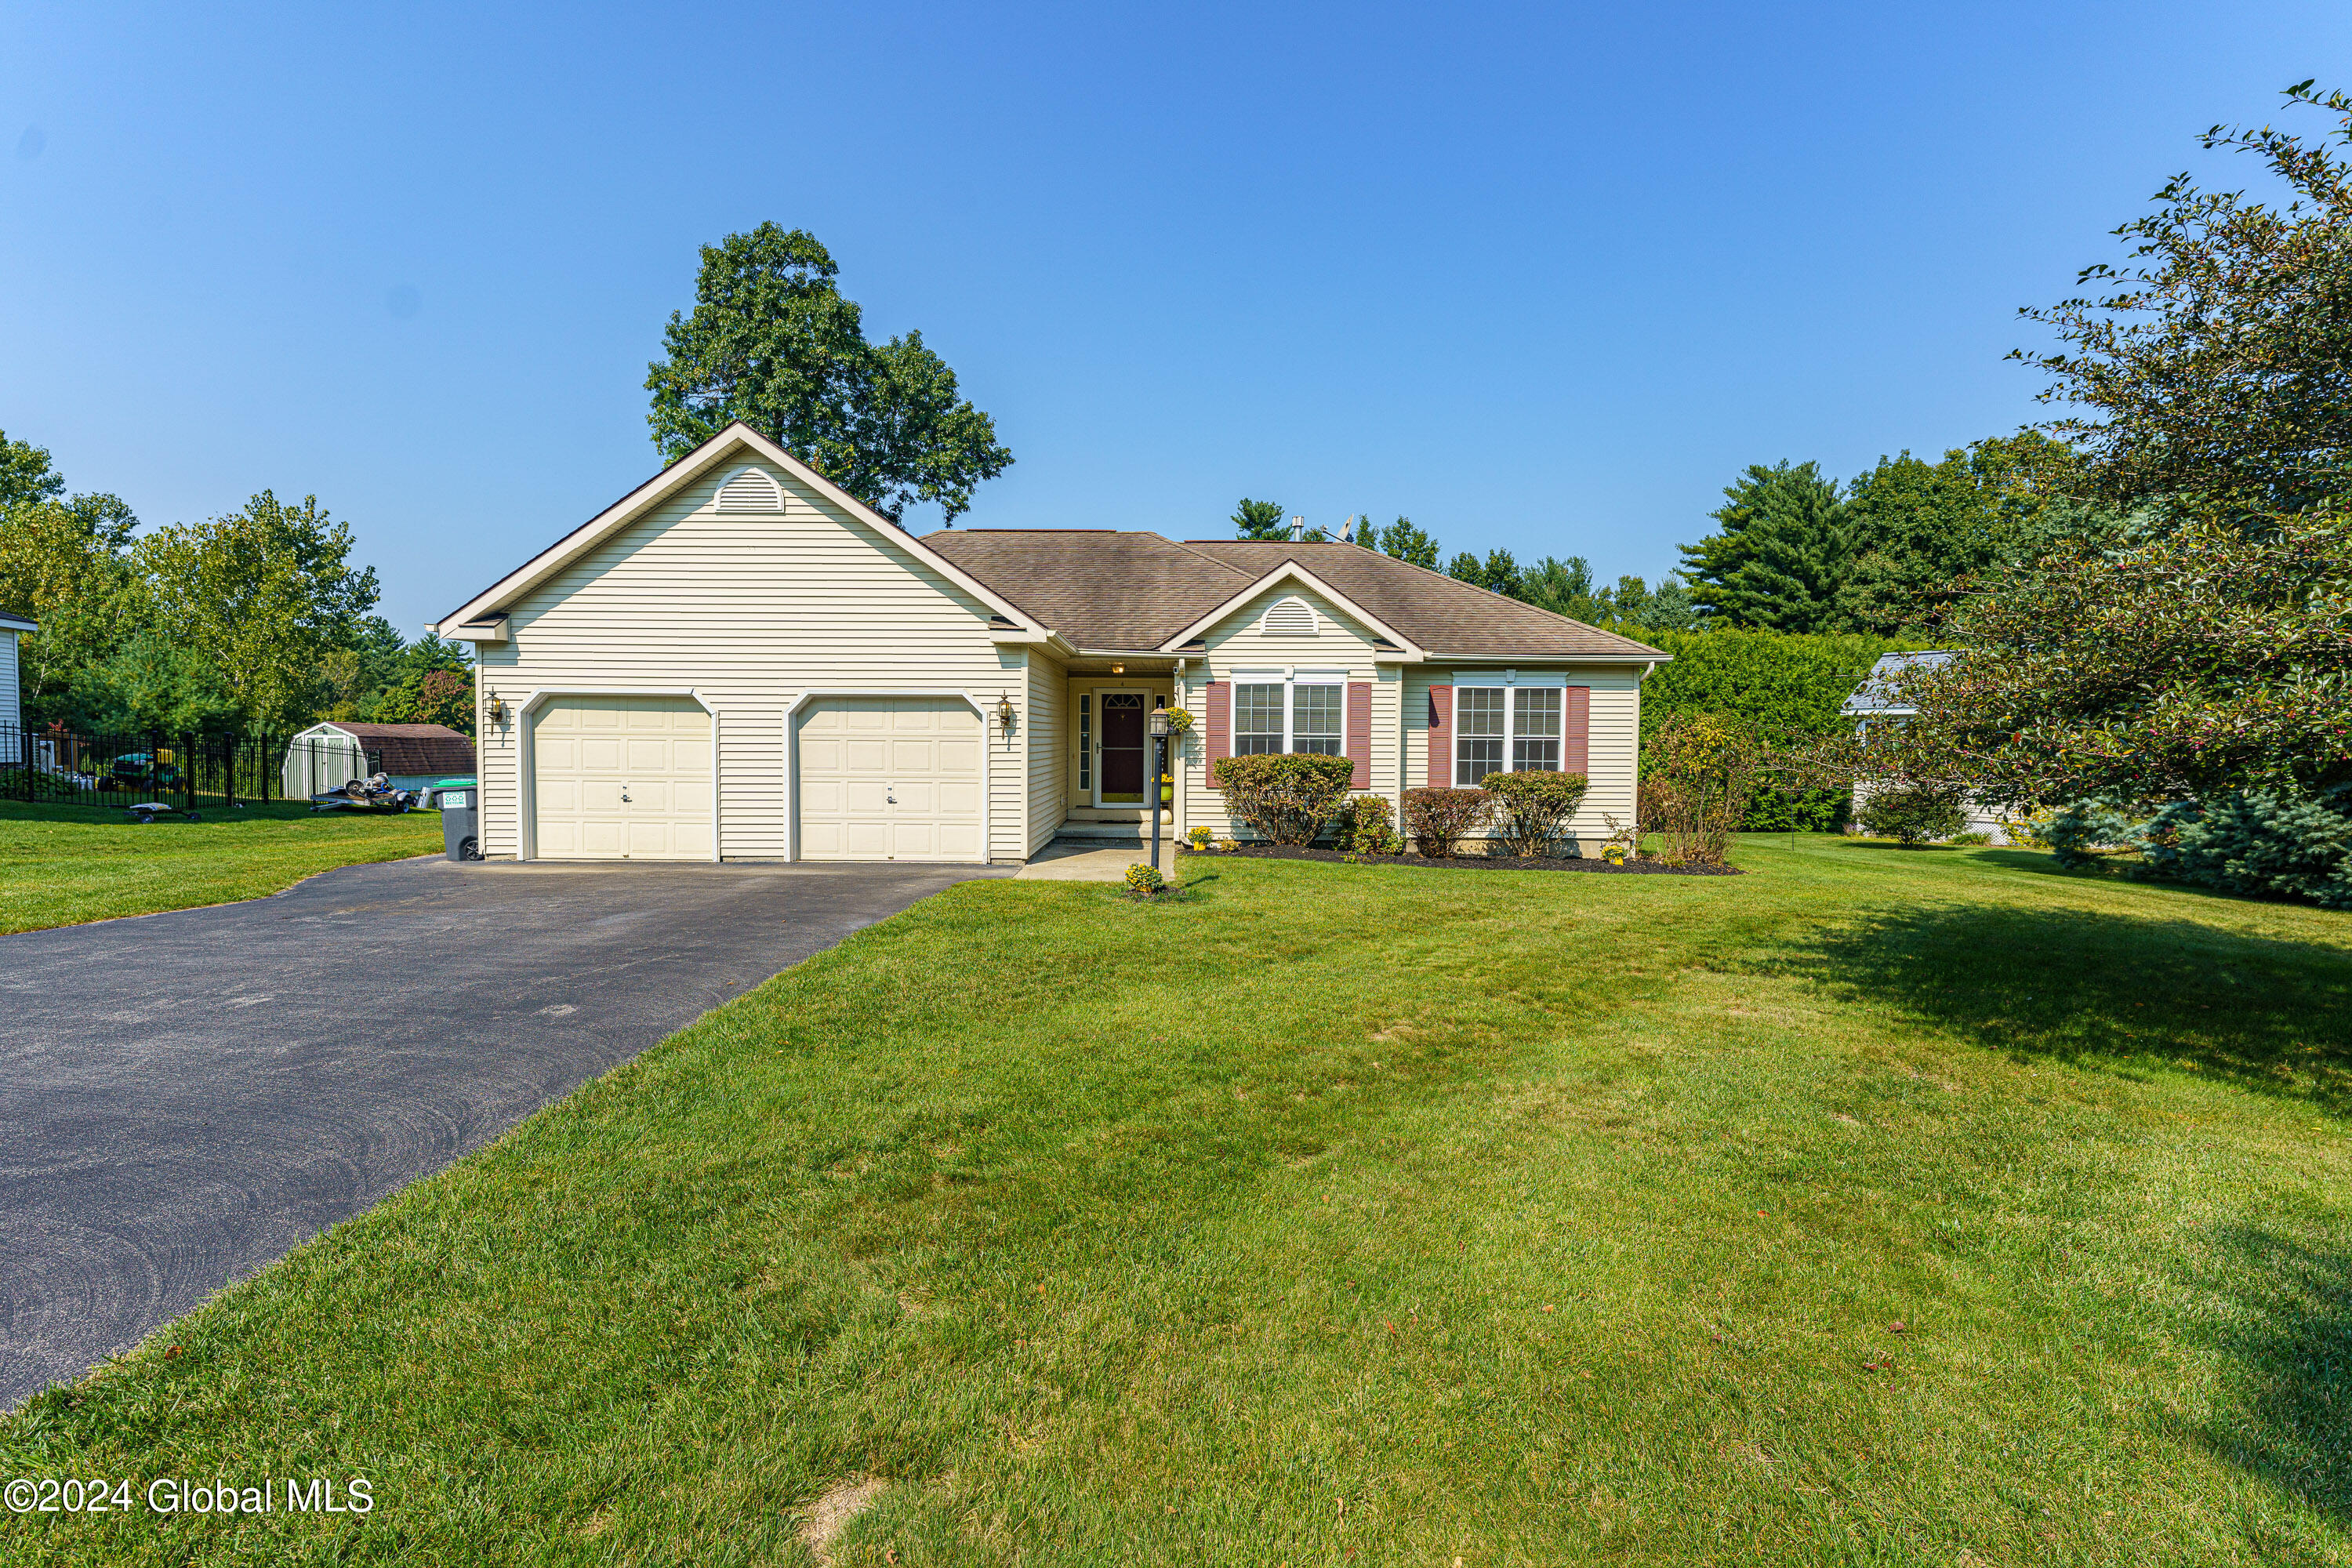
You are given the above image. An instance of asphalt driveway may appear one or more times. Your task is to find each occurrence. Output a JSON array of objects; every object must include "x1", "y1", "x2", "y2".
[{"x1": 0, "y1": 855, "x2": 1007, "y2": 1410}]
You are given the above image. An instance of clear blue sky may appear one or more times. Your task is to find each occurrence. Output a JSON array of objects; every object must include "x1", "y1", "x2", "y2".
[{"x1": 4, "y1": 2, "x2": 2346, "y2": 636}]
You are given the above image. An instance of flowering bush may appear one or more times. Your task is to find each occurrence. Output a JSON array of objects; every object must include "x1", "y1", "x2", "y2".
[{"x1": 1123, "y1": 862, "x2": 1167, "y2": 895}]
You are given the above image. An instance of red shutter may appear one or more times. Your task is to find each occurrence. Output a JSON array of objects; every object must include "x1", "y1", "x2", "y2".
[
  {"x1": 1426, "y1": 684, "x2": 1452, "y2": 788},
  {"x1": 1206, "y1": 681, "x2": 1231, "y2": 776},
  {"x1": 1563, "y1": 685, "x2": 1590, "y2": 778},
  {"x1": 1345, "y1": 681, "x2": 1371, "y2": 788}
]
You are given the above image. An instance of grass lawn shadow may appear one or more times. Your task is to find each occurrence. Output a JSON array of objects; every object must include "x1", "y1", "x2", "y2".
[
  {"x1": 2180, "y1": 1224, "x2": 2352, "y2": 1526},
  {"x1": 1752, "y1": 902, "x2": 2352, "y2": 1112}
]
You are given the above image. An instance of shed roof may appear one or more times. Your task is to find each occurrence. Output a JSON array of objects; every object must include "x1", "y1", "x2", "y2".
[
  {"x1": 312, "y1": 723, "x2": 477, "y2": 776},
  {"x1": 1842, "y1": 651, "x2": 1955, "y2": 716}
]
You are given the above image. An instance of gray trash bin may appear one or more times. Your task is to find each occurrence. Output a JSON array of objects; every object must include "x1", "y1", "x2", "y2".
[{"x1": 441, "y1": 790, "x2": 481, "y2": 862}]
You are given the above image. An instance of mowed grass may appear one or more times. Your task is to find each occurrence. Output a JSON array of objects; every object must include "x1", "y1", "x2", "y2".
[
  {"x1": 0, "y1": 798, "x2": 441, "y2": 933},
  {"x1": 4, "y1": 840, "x2": 2350, "y2": 1565}
]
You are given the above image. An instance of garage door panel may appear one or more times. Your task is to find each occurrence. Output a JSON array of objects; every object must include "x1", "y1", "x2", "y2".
[
  {"x1": 531, "y1": 695, "x2": 712, "y2": 861},
  {"x1": 798, "y1": 696, "x2": 984, "y2": 863}
]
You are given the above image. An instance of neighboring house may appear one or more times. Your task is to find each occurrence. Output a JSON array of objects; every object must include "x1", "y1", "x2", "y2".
[
  {"x1": 432, "y1": 423, "x2": 1669, "y2": 863},
  {"x1": 1842, "y1": 650, "x2": 2011, "y2": 844},
  {"x1": 1, "y1": 607, "x2": 32, "y2": 733},
  {"x1": 282, "y1": 721, "x2": 477, "y2": 799}
]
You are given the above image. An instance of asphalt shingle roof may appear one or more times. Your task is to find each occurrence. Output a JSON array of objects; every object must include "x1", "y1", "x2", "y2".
[{"x1": 924, "y1": 530, "x2": 1665, "y2": 660}]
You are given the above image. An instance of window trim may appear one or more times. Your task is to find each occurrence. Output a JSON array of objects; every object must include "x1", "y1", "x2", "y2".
[
  {"x1": 1230, "y1": 669, "x2": 1348, "y2": 756},
  {"x1": 1454, "y1": 678, "x2": 1566, "y2": 785}
]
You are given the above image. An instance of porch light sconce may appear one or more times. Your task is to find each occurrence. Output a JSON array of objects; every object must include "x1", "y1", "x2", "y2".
[
  {"x1": 994, "y1": 694, "x2": 1016, "y2": 732},
  {"x1": 1111, "y1": 662, "x2": 1125, "y2": 674},
  {"x1": 487, "y1": 691, "x2": 510, "y2": 725}
]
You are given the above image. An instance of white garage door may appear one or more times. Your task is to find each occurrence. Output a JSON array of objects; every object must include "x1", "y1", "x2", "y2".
[
  {"x1": 797, "y1": 696, "x2": 983, "y2": 862},
  {"x1": 530, "y1": 695, "x2": 713, "y2": 860}
]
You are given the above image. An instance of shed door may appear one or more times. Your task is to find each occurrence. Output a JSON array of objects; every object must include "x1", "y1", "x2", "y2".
[
  {"x1": 797, "y1": 696, "x2": 983, "y2": 862},
  {"x1": 530, "y1": 695, "x2": 713, "y2": 860}
]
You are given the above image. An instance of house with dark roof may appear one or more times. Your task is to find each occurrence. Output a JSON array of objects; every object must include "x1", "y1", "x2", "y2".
[{"x1": 434, "y1": 423, "x2": 1668, "y2": 863}]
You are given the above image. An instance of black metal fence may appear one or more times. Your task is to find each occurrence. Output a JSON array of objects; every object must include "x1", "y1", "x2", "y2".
[{"x1": 0, "y1": 726, "x2": 381, "y2": 812}]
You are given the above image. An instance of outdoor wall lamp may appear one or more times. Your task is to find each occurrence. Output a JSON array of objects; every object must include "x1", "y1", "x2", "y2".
[
  {"x1": 994, "y1": 694, "x2": 1016, "y2": 731},
  {"x1": 487, "y1": 691, "x2": 510, "y2": 725}
]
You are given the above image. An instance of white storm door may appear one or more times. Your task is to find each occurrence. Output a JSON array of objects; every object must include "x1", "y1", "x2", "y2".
[
  {"x1": 530, "y1": 695, "x2": 713, "y2": 861},
  {"x1": 797, "y1": 696, "x2": 984, "y2": 862}
]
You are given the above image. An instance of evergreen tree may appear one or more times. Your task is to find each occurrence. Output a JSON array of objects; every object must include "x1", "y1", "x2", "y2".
[
  {"x1": 1231, "y1": 498, "x2": 1287, "y2": 539},
  {"x1": 1374, "y1": 517, "x2": 1440, "y2": 568},
  {"x1": 1679, "y1": 460, "x2": 1854, "y2": 632},
  {"x1": 1447, "y1": 548, "x2": 1521, "y2": 595}
]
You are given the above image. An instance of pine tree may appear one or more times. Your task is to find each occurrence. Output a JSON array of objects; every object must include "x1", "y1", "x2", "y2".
[{"x1": 1679, "y1": 461, "x2": 1854, "y2": 632}]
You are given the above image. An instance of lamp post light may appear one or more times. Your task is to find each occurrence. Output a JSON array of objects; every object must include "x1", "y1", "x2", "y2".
[{"x1": 1147, "y1": 706, "x2": 1173, "y2": 873}]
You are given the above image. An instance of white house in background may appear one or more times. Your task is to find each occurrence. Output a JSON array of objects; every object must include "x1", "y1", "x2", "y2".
[
  {"x1": 431, "y1": 423, "x2": 1670, "y2": 864},
  {"x1": 1842, "y1": 650, "x2": 2012, "y2": 844},
  {"x1": 1, "y1": 607, "x2": 33, "y2": 732}
]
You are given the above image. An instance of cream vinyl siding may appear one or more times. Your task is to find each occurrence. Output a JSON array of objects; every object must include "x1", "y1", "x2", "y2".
[
  {"x1": 1175, "y1": 583, "x2": 1397, "y2": 841},
  {"x1": 1403, "y1": 665, "x2": 1645, "y2": 848},
  {"x1": 1025, "y1": 652, "x2": 1066, "y2": 854},
  {"x1": 470, "y1": 460, "x2": 1027, "y2": 862}
]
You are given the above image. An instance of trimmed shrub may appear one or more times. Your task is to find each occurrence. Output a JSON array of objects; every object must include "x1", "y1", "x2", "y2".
[
  {"x1": 1857, "y1": 782, "x2": 1968, "y2": 844},
  {"x1": 2140, "y1": 786, "x2": 2352, "y2": 909},
  {"x1": 1335, "y1": 794, "x2": 1403, "y2": 855},
  {"x1": 1123, "y1": 862, "x2": 1167, "y2": 895},
  {"x1": 1210, "y1": 753, "x2": 1355, "y2": 845},
  {"x1": 1480, "y1": 770, "x2": 1589, "y2": 857},
  {"x1": 1403, "y1": 787, "x2": 1493, "y2": 857}
]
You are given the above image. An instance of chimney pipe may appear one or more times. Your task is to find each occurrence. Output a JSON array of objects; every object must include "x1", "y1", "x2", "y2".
[{"x1": 1289, "y1": 515, "x2": 1305, "y2": 542}]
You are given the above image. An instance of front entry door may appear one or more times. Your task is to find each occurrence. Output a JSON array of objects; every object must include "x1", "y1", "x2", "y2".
[{"x1": 1097, "y1": 691, "x2": 1147, "y2": 805}]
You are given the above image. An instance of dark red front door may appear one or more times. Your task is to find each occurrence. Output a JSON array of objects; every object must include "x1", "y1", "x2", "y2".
[{"x1": 1099, "y1": 693, "x2": 1146, "y2": 803}]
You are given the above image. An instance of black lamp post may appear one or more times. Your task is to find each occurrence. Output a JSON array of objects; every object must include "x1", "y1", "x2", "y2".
[{"x1": 1148, "y1": 706, "x2": 1173, "y2": 873}]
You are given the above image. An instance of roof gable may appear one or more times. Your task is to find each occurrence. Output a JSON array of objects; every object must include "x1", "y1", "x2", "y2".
[
  {"x1": 1156, "y1": 559, "x2": 1425, "y2": 657},
  {"x1": 436, "y1": 424, "x2": 1050, "y2": 640}
]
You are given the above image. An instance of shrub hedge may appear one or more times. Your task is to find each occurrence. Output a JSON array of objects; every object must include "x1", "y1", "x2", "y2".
[
  {"x1": 1481, "y1": 770, "x2": 1589, "y2": 857},
  {"x1": 1403, "y1": 787, "x2": 1492, "y2": 857},
  {"x1": 1210, "y1": 753, "x2": 1354, "y2": 845}
]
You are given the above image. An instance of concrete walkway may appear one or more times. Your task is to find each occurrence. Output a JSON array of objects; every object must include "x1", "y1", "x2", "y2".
[{"x1": 1014, "y1": 842, "x2": 1179, "y2": 881}]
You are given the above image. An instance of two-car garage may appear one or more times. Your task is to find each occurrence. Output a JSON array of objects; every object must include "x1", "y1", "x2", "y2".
[{"x1": 525, "y1": 693, "x2": 984, "y2": 863}]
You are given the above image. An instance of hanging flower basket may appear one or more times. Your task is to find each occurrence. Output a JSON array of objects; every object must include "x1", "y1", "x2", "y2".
[{"x1": 1162, "y1": 706, "x2": 1195, "y2": 734}]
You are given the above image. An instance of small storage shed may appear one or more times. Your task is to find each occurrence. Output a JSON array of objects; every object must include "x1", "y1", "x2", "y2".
[{"x1": 283, "y1": 722, "x2": 475, "y2": 798}]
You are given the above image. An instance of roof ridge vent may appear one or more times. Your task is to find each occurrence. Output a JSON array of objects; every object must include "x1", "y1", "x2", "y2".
[{"x1": 714, "y1": 466, "x2": 784, "y2": 513}]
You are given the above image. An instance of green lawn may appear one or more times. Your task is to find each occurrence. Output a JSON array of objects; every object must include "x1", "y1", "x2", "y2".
[
  {"x1": 4, "y1": 839, "x2": 2348, "y2": 1565},
  {"x1": 0, "y1": 798, "x2": 444, "y2": 934}
]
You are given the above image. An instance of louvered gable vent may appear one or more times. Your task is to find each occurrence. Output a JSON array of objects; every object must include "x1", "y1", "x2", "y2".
[
  {"x1": 1261, "y1": 596, "x2": 1317, "y2": 636},
  {"x1": 714, "y1": 466, "x2": 784, "y2": 512}
]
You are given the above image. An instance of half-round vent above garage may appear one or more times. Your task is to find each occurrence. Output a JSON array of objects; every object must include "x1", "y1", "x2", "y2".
[
  {"x1": 714, "y1": 466, "x2": 784, "y2": 512},
  {"x1": 1261, "y1": 596, "x2": 1318, "y2": 636}
]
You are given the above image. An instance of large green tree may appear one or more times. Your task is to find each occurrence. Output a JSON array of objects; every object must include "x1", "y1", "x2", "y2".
[
  {"x1": 1679, "y1": 461, "x2": 1853, "y2": 632},
  {"x1": 134, "y1": 492, "x2": 380, "y2": 731},
  {"x1": 1842, "y1": 82, "x2": 2352, "y2": 808},
  {"x1": 0, "y1": 430, "x2": 143, "y2": 723},
  {"x1": 645, "y1": 224, "x2": 1011, "y2": 524},
  {"x1": 1836, "y1": 434, "x2": 2091, "y2": 636}
]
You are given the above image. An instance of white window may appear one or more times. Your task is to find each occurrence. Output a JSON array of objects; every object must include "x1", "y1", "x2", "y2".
[
  {"x1": 1455, "y1": 680, "x2": 1564, "y2": 785},
  {"x1": 1232, "y1": 673, "x2": 1345, "y2": 756}
]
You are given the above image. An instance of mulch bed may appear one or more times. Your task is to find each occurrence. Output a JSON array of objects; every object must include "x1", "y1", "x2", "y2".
[{"x1": 1191, "y1": 844, "x2": 1743, "y2": 876}]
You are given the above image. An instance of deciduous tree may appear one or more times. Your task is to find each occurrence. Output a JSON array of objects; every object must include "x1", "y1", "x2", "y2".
[{"x1": 645, "y1": 224, "x2": 1011, "y2": 524}]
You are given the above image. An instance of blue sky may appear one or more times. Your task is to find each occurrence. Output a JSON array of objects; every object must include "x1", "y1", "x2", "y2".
[{"x1": 4, "y1": 2, "x2": 2346, "y2": 636}]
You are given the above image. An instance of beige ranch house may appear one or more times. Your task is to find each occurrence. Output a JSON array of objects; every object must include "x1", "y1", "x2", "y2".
[{"x1": 434, "y1": 424, "x2": 1668, "y2": 863}]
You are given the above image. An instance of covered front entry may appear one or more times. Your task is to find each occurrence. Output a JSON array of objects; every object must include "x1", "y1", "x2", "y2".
[
  {"x1": 528, "y1": 694, "x2": 713, "y2": 860},
  {"x1": 796, "y1": 695, "x2": 985, "y2": 862}
]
